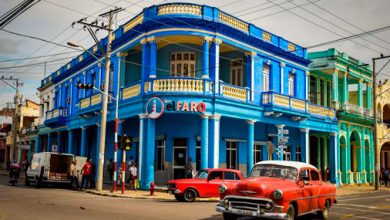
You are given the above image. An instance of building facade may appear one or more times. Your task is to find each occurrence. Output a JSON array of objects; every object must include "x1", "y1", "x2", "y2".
[
  {"x1": 308, "y1": 49, "x2": 374, "y2": 185},
  {"x1": 376, "y1": 80, "x2": 390, "y2": 171},
  {"x1": 35, "y1": 3, "x2": 338, "y2": 189}
]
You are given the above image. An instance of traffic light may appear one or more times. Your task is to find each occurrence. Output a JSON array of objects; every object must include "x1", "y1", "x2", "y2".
[
  {"x1": 77, "y1": 83, "x2": 93, "y2": 89},
  {"x1": 119, "y1": 134, "x2": 131, "y2": 151}
]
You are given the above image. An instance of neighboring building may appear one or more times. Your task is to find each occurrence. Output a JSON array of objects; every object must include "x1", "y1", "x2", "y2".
[
  {"x1": 376, "y1": 80, "x2": 390, "y2": 171},
  {"x1": 308, "y1": 49, "x2": 374, "y2": 185},
  {"x1": 0, "y1": 123, "x2": 11, "y2": 168},
  {"x1": 35, "y1": 3, "x2": 338, "y2": 189},
  {"x1": 2, "y1": 100, "x2": 40, "y2": 164}
]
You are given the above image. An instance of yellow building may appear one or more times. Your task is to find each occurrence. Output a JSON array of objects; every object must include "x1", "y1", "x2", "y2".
[{"x1": 376, "y1": 80, "x2": 390, "y2": 170}]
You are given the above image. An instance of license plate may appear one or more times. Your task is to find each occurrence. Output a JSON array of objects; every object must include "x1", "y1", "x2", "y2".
[{"x1": 231, "y1": 209, "x2": 256, "y2": 217}]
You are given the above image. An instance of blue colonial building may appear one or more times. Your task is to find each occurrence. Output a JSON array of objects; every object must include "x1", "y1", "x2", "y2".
[{"x1": 35, "y1": 3, "x2": 339, "y2": 189}]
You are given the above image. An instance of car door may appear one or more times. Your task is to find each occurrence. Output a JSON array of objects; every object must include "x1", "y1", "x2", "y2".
[
  {"x1": 223, "y1": 171, "x2": 240, "y2": 188},
  {"x1": 309, "y1": 169, "x2": 322, "y2": 211},
  {"x1": 297, "y1": 169, "x2": 313, "y2": 215},
  {"x1": 206, "y1": 171, "x2": 224, "y2": 196}
]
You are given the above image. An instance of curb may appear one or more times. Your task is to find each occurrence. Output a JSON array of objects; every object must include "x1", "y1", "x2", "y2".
[{"x1": 84, "y1": 190, "x2": 219, "y2": 202}]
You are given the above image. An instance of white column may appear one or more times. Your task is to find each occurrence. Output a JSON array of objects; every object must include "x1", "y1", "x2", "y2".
[
  {"x1": 300, "y1": 128, "x2": 310, "y2": 163},
  {"x1": 213, "y1": 38, "x2": 222, "y2": 94},
  {"x1": 138, "y1": 113, "x2": 147, "y2": 182},
  {"x1": 212, "y1": 114, "x2": 221, "y2": 168},
  {"x1": 280, "y1": 62, "x2": 285, "y2": 94}
]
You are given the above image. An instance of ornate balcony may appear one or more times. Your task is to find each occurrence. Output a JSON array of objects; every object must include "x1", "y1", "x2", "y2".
[
  {"x1": 262, "y1": 91, "x2": 335, "y2": 119},
  {"x1": 78, "y1": 93, "x2": 103, "y2": 115},
  {"x1": 339, "y1": 103, "x2": 373, "y2": 121},
  {"x1": 219, "y1": 82, "x2": 249, "y2": 102},
  {"x1": 45, "y1": 108, "x2": 68, "y2": 127}
]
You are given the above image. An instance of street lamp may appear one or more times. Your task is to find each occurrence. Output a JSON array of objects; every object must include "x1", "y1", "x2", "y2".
[{"x1": 67, "y1": 38, "x2": 123, "y2": 192}]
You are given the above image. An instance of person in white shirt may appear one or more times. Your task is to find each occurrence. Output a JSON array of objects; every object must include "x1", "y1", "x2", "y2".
[{"x1": 129, "y1": 163, "x2": 138, "y2": 191}]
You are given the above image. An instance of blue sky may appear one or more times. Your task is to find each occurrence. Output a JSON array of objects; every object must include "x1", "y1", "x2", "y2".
[{"x1": 1, "y1": 0, "x2": 390, "y2": 120}]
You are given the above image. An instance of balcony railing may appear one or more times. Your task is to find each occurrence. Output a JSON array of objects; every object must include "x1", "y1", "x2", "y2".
[
  {"x1": 79, "y1": 94, "x2": 102, "y2": 110},
  {"x1": 262, "y1": 91, "x2": 335, "y2": 118},
  {"x1": 219, "y1": 82, "x2": 249, "y2": 102},
  {"x1": 308, "y1": 104, "x2": 335, "y2": 118},
  {"x1": 45, "y1": 108, "x2": 68, "y2": 127},
  {"x1": 340, "y1": 103, "x2": 372, "y2": 118}
]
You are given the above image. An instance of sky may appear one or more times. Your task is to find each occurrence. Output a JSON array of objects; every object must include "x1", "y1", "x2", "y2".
[{"x1": 1, "y1": 0, "x2": 390, "y2": 123}]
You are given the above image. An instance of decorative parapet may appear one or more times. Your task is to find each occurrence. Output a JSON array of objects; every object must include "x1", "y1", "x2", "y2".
[
  {"x1": 291, "y1": 98, "x2": 306, "y2": 111},
  {"x1": 308, "y1": 104, "x2": 335, "y2": 118},
  {"x1": 262, "y1": 31, "x2": 272, "y2": 42},
  {"x1": 123, "y1": 13, "x2": 144, "y2": 33},
  {"x1": 274, "y1": 94, "x2": 289, "y2": 107},
  {"x1": 220, "y1": 83, "x2": 247, "y2": 101},
  {"x1": 91, "y1": 94, "x2": 102, "y2": 106},
  {"x1": 80, "y1": 97, "x2": 91, "y2": 109},
  {"x1": 153, "y1": 78, "x2": 204, "y2": 93},
  {"x1": 122, "y1": 84, "x2": 141, "y2": 100},
  {"x1": 219, "y1": 11, "x2": 249, "y2": 33},
  {"x1": 157, "y1": 4, "x2": 202, "y2": 16}
]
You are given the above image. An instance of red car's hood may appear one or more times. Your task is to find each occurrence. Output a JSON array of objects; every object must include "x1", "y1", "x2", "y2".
[
  {"x1": 167, "y1": 178, "x2": 206, "y2": 184},
  {"x1": 232, "y1": 177, "x2": 297, "y2": 198}
]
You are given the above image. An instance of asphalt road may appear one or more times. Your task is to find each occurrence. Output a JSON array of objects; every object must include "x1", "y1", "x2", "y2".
[{"x1": 0, "y1": 175, "x2": 389, "y2": 220}]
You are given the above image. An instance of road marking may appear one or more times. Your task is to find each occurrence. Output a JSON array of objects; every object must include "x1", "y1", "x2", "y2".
[
  {"x1": 337, "y1": 207, "x2": 390, "y2": 216},
  {"x1": 338, "y1": 195, "x2": 390, "y2": 202},
  {"x1": 337, "y1": 204, "x2": 377, "y2": 209}
]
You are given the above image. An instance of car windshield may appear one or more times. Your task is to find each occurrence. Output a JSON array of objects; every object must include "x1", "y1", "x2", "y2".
[
  {"x1": 250, "y1": 164, "x2": 298, "y2": 181},
  {"x1": 193, "y1": 170, "x2": 209, "y2": 179}
]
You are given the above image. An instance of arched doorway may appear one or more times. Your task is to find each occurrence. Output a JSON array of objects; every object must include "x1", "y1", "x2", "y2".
[
  {"x1": 340, "y1": 136, "x2": 347, "y2": 184},
  {"x1": 350, "y1": 130, "x2": 361, "y2": 183},
  {"x1": 380, "y1": 142, "x2": 390, "y2": 170}
]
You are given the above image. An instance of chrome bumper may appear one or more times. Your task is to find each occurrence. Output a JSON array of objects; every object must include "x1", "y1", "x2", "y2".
[{"x1": 216, "y1": 205, "x2": 288, "y2": 219}]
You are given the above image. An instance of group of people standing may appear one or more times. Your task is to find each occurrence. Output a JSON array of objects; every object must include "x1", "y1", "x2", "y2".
[
  {"x1": 69, "y1": 158, "x2": 95, "y2": 190},
  {"x1": 107, "y1": 158, "x2": 138, "y2": 191},
  {"x1": 381, "y1": 167, "x2": 389, "y2": 187}
]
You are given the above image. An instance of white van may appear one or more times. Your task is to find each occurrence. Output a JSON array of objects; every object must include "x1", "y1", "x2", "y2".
[{"x1": 26, "y1": 152, "x2": 87, "y2": 189}]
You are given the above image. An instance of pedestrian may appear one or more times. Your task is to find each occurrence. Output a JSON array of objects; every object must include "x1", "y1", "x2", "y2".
[
  {"x1": 90, "y1": 159, "x2": 95, "y2": 188},
  {"x1": 81, "y1": 159, "x2": 92, "y2": 189},
  {"x1": 70, "y1": 160, "x2": 79, "y2": 189},
  {"x1": 107, "y1": 158, "x2": 114, "y2": 182},
  {"x1": 129, "y1": 162, "x2": 137, "y2": 191},
  {"x1": 384, "y1": 168, "x2": 389, "y2": 187},
  {"x1": 185, "y1": 157, "x2": 193, "y2": 179}
]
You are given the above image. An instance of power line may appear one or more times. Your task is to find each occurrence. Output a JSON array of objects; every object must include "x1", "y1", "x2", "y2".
[
  {"x1": 0, "y1": 51, "x2": 79, "y2": 63},
  {"x1": 287, "y1": 0, "x2": 390, "y2": 52},
  {"x1": 262, "y1": 0, "x2": 382, "y2": 54},
  {"x1": 1, "y1": 29, "x2": 83, "y2": 51}
]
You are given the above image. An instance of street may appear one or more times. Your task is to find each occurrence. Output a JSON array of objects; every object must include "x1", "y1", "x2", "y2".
[{"x1": 0, "y1": 176, "x2": 389, "y2": 220}]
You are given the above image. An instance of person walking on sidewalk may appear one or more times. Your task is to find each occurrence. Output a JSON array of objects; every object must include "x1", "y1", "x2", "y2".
[
  {"x1": 129, "y1": 163, "x2": 137, "y2": 191},
  {"x1": 81, "y1": 159, "x2": 92, "y2": 189}
]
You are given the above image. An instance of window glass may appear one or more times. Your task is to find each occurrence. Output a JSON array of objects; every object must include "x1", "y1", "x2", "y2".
[
  {"x1": 194, "y1": 169, "x2": 208, "y2": 179},
  {"x1": 224, "y1": 171, "x2": 239, "y2": 180},
  {"x1": 226, "y1": 142, "x2": 237, "y2": 169},
  {"x1": 155, "y1": 140, "x2": 165, "y2": 171},
  {"x1": 288, "y1": 73, "x2": 295, "y2": 96},
  {"x1": 310, "y1": 170, "x2": 320, "y2": 181},
  {"x1": 209, "y1": 171, "x2": 223, "y2": 180},
  {"x1": 309, "y1": 75, "x2": 316, "y2": 103},
  {"x1": 253, "y1": 144, "x2": 262, "y2": 163},
  {"x1": 300, "y1": 169, "x2": 310, "y2": 181},
  {"x1": 250, "y1": 164, "x2": 298, "y2": 181},
  {"x1": 263, "y1": 64, "x2": 270, "y2": 92},
  {"x1": 170, "y1": 52, "x2": 196, "y2": 77}
]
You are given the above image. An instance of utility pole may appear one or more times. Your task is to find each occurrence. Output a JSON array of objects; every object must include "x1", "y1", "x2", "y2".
[
  {"x1": 372, "y1": 54, "x2": 390, "y2": 191},
  {"x1": 0, "y1": 76, "x2": 21, "y2": 163},
  {"x1": 72, "y1": 7, "x2": 123, "y2": 192}
]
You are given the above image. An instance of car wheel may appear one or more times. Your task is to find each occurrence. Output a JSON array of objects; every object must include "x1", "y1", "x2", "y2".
[
  {"x1": 222, "y1": 213, "x2": 239, "y2": 220},
  {"x1": 174, "y1": 194, "x2": 185, "y2": 202},
  {"x1": 183, "y1": 189, "x2": 197, "y2": 202},
  {"x1": 287, "y1": 204, "x2": 296, "y2": 220},
  {"x1": 318, "y1": 200, "x2": 330, "y2": 220},
  {"x1": 25, "y1": 179, "x2": 30, "y2": 186}
]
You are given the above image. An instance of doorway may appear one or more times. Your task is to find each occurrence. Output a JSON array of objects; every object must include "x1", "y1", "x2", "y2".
[{"x1": 173, "y1": 138, "x2": 187, "y2": 179}]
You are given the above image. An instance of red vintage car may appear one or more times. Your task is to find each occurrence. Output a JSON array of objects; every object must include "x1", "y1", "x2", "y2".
[
  {"x1": 167, "y1": 168, "x2": 244, "y2": 202},
  {"x1": 216, "y1": 161, "x2": 336, "y2": 220}
]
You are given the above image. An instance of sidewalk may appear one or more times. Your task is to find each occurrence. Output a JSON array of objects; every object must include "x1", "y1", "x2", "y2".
[{"x1": 336, "y1": 184, "x2": 390, "y2": 196}]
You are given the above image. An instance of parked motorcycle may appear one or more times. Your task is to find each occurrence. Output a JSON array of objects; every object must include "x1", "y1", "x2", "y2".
[{"x1": 9, "y1": 163, "x2": 20, "y2": 186}]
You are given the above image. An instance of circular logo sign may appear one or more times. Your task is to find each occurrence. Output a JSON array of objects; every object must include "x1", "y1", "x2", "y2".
[{"x1": 146, "y1": 97, "x2": 164, "y2": 119}]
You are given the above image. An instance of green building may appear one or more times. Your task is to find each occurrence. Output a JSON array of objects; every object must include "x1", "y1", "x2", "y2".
[{"x1": 308, "y1": 48, "x2": 374, "y2": 185}]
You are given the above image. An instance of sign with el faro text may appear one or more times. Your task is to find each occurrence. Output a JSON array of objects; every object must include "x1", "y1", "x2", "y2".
[{"x1": 146, "y1": 97, "x2": 206, "y2": 119}]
